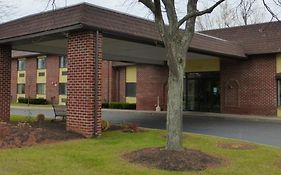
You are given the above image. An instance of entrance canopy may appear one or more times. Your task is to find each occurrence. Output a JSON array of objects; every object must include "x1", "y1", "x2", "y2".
[{"x1": 0, "y1": 3, "x2": 246, "y2": 65}]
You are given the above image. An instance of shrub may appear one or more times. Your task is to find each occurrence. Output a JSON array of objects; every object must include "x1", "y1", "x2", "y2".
[
  {"x1": 102, "y1": 102, "x2": 136, "y2": 110},
  {"x1": 101, "y1": 120, "x2": 110, "y2": 131},
  {"x1": 18, "y1": 97, "x2": 48, "y2": 105}
]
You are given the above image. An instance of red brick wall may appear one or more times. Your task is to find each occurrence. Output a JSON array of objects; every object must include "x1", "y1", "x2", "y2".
[
  {"x1": 116, "y1": 67, "x2": 126, "y2": 102},
  {"x1": 25, "y1": 57, "x2": 37, "y2": 99},
  {"x1": 0, "y1": 45, "x2": 11, "y2": 121},
  {"x1": 46, "y1": 55, "x2": 59, "y2": 103},
  {"x1": 220, "y1": 54, "x2": 277, "y2": 116},
  {"x1": 136, "y1": 64, "x2": 168, "y2": 111},
  {"x1": 67, "y1": 31, "x2": 102, "y2": 137},
  {"x1": 101, "y1": 60, "x2": 113, "y2": 103},
  {"x1": 11, "y1": 59, "x2": 17, "y2": 102}
]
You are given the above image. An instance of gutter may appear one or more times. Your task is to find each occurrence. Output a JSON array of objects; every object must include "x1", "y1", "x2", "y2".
[{"x1": 0, "y1": 24, "x2": 84, "y2": 44}]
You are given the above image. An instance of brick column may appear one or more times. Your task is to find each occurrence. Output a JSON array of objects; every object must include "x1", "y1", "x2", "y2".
[
  {"x1": 66, "y1": 31, "x2": 102, "y2": 137},
  {"x1": 0, "y1": 45, "x2": 11, "y2": 121},
  {"x1": 136, "y1": 64, "x2": 168, "y2": 111}
]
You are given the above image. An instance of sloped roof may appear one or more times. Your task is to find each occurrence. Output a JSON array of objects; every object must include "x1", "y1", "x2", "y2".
[
  {"x1": 0, "y1": 3, "x2": 245, "y2": 58},
  {"x1": 201, "y1": 21, "x2": 281, "y2": 55}
]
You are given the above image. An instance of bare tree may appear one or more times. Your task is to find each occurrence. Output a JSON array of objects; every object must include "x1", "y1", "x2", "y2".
[
  {"x1": 196, "y1": 0, "x2": 265, "y2": 31},
  {"x1": 263, "y1": 0, "x2": 281, "y2": 20},
  {"x1": 138, "y1": 0, "x2": 225, "y2": 151}
]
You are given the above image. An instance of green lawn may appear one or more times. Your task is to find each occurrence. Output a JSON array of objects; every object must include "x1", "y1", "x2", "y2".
[
  {"x1": 11, "y1": 102, "x2": 52, "y2": 108},
  {"x1": 10, "y1": 115, "x2": 37, "y2": 122},
  {"x1": 0, "y1": 129, "x2": 281, "y2": 175}
]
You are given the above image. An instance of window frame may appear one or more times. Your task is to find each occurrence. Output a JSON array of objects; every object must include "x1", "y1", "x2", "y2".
[
  {"x1": 36, "y1": 83, "x2": 46, "y2": 95},
  {"x1": 17, "y1": 59, "x2": 26, "y2": 71},
  {"x1": 59, "y1": 55, "x2": 67, "y2": 68},
  {"x1": 17, "y1": 84, "x2": 25, "y2": 94},
  {"x1": 59, "y1": 83, "x2": 67, "y2": 95},
  {"x1": 125, "y1": 82, "x2": 136, "y2": 97},
  {"x1": 37, "y1": 57, "x2": 46, "y2": 70}
]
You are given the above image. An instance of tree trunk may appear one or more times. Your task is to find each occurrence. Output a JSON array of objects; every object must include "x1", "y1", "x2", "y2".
[{"x1": 166, "y1": 51, "x2": 185, "y2": 151}]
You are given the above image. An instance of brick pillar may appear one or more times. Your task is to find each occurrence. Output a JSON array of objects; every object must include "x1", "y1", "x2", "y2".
[
  {"x1": 0, "y1": 45, "x2": 11, "y2": 121},
  {"x1": 136, "y1": 64, "x2": 168, "y2": 111},
  {"x1": 66, "y1": 31, "x2": 102, "y2": 137}
]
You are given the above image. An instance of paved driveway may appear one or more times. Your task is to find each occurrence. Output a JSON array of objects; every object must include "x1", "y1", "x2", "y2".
[{"x1": 11, "y1": 107, "x2": 281, "y2": 147}]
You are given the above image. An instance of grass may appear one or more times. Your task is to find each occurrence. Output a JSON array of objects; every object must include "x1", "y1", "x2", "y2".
[
  {"x1": 11, "y1": 102, "x2": 52, "y2": 108},
  {"x1": 10, "y1": 115, "x2": 37, "y2": 122},
  {"x1": 0, "y1": 127, "x2": 281, "y2": 175}
]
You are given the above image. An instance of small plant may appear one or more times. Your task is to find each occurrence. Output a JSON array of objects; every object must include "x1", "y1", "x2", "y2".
[
  {"x1": 123, "y1": 123, "x2": 140, "y2": 133},
  {"x1": 16, "y1": 122, "x2": 32, "y2": 129},
  {"x1": 36, "y1": 114, "x2": 45, "y2": 127},
  {"x1": 101, "y1": 120, "x2": 110, "y2": 131}
]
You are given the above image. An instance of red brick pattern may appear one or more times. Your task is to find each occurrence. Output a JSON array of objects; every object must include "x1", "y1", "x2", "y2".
[
  {"x1": 66, "y1": 31, "x2": 102, "y2": 137},
  {"x1": 136, "y1": 64, "x2": 168, "y2": 111},
  {"x1": 11, "y1": 59, "x2": 17, "y2": 102},
  {"x1": 25, "y1": 57, "x2": 37, "y2": 99},
  {"x1": 0, "y1": 45, "x2": 11, "y2": 121},
  {"x1": 101, "y1": 60, "x2": 113, "y2": 103},
  {"x1": 46, "y1": 55, "x2": 59, "y2": 103},
  {"x1": 221, "y1": 54, "x2": 277, "y2": 116}
]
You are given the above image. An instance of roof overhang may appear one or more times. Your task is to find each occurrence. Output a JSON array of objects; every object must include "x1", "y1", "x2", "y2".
[{"x1": 0, "y1": 3, "x2": 247, "y2": 61}]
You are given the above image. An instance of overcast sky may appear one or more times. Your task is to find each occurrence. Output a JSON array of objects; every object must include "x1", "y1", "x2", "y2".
[{"x1": 0, "y1": 0, "x2": 279, "y2": 27}]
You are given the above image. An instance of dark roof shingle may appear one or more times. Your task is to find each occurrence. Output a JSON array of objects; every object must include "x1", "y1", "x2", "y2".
[
  {"x1": 0, "y1": 3, "x2": 246, "y2": 58},
  {"x1": 201, "y1": 22, "x2": 281, "y2": 55}
]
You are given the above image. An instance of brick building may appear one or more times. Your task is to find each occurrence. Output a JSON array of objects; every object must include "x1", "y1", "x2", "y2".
[{"x1": 2, "y1": 3, "x2": 281, "y2": 137}]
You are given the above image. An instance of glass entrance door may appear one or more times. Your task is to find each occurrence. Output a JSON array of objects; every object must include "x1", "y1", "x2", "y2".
[{"x1": 185, "y1": 72, "x2": 220, "y2": 112}]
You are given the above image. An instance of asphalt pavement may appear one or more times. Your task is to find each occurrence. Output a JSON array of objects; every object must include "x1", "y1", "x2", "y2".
[{"x1": 11, "y1": 107, "x2": 281, "y2": 147}]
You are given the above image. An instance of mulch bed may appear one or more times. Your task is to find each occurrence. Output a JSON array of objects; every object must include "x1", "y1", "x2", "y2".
[
  {"x1": 123, "y1": 147, "x2": 224, "y2": 171},
  {"x1": 0, "y1": 121, "x2": 82, "y2": 149},
  {"x1": 217, "y1": 142, "x2": 257, "y2": 150}
]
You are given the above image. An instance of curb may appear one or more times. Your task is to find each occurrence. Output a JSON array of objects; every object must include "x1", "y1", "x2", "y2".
[{"x1": 11, "y1": 107, "x2": 281, "y2": 124}]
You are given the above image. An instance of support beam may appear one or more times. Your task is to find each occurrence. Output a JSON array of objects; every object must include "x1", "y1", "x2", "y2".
[
  {"x1": 0, "y1": 45, "x2": 11, "y2": 121},
  {"x1": 66, "y1": 31, "x2": 102, "y2": 137}
]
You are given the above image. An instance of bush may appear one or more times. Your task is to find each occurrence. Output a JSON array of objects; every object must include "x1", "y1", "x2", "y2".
[
  {"x1": 102, "y1": 102, "x2": 136, "y2": 110},
  {"x1": 18, "y1": 97, "x2": 48, "y2": 105}
]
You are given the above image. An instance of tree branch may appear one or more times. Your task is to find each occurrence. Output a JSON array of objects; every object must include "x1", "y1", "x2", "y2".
[
  {"x1": 138, "y1": 0, "x2": 155, "y2": 13},
  {"x1": 178, "y1": 0, "x2": 225, "y2": 28},
  {"x1": 262, "y1": 0, "x2": 280, "y2": 21}
]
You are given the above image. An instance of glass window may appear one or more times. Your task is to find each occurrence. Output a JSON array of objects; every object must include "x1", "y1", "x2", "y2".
[
  {"x1": 59, "y1": 83, "x2": 67, "y2": 95},
  {"x1": 17, "y1": 84, "x2": 25, "y2": 94},
  {"x1": 59, "y1": 56, "x2": 67, "y2": 68},
  {"x1": 37, "y1": 83, "x2": 46, "y2": 95},
  {"x1": 17, "y1": 59, "x2": 26, "y2": 71},
  {"x1": 126, "y1": 83, "x2": 136, "y2": 97},
  {"x1": 37, "y1": 57, "x2": 46, "y2": 69}
]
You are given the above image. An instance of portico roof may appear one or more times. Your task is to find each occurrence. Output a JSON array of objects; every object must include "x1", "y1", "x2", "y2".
[{"x1": 0, "y1": 3, "x2": 246, "y2": 61}]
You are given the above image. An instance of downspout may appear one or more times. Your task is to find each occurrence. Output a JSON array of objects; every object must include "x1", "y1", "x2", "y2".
[
  {"x1": 108, "y1": 61, "x2": 110, "y2": 103},
  {"x1": 94, "y1": 30, "x2": 99, "y2": 137}
]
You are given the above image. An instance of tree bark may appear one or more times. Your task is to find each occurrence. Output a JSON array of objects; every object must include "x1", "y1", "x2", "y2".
[{"x1": 166, "y1": 47, "x2": 186, "y2": 150}]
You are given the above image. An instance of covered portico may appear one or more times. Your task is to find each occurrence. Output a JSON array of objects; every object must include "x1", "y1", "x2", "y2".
[{"x1": 0, "y1": 3, "x2": 246, "y2": 137}]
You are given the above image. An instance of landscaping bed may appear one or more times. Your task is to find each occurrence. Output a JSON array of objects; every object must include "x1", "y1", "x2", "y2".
[
  {"x1": 124, "y1": 147, "x2": 223, "y2": 171},
  {"x1": 0, "y1": 121, "x2": 82, "y2": 149}
]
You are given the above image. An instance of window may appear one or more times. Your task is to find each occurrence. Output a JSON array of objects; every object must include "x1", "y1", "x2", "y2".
[
  {"x1": 61, "y1": 71, "x2": 67, "y2": 76},
  {"x1": 38, "y1": 72, "x2": 45, "y2": 77},
  {"x1": 59, "y1": 56, "x2": 67, "y2": 68},
  {"x1": 59, "y1": 83, "x2": 67, "y2": 95},
  {"x1": 37, "y1": 57, "x2": 46, "y2": 69},
  {"x1": 37, "y1": 83, "x2": 46, "y2": 95},
  {"x1": 126, "y1": 83, "x2": 136, "y2": 97},
  {"x1": 17, "y1": 59, "x2": 26, "y2": 71},
  {"x1": 17, "y1": 84, "x2": 25, "y2": 94},
  {"x1": 19, "y1": 73, "x2": 25, "y2": 78}
]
